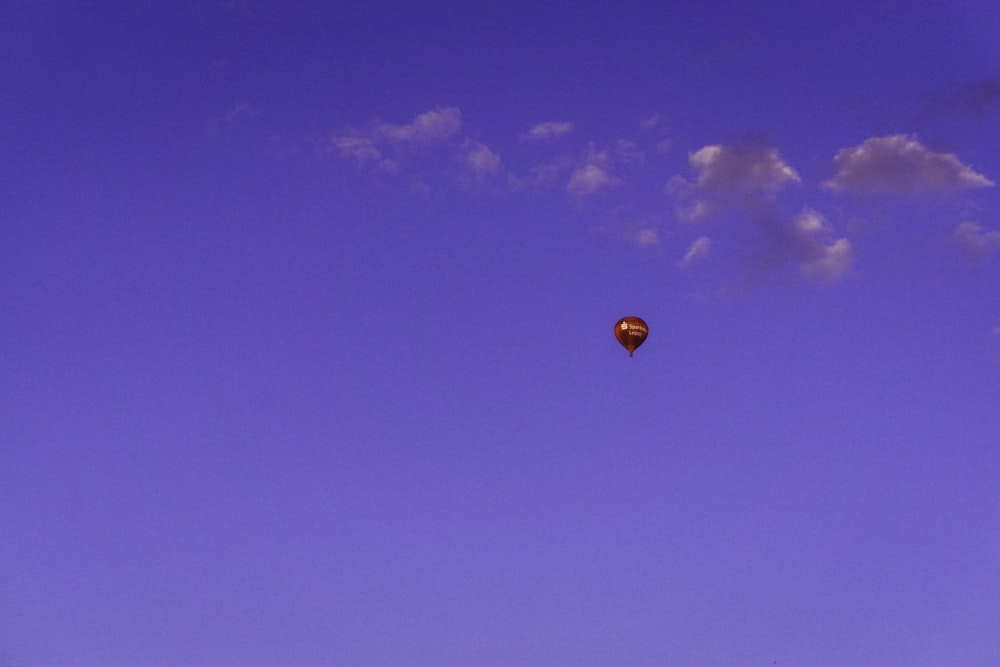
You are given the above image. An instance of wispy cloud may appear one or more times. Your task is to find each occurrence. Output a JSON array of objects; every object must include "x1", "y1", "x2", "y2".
[
  {"x1": 954, "y1": 221, "x2": 1000, "y2": 258},
  {"x1": 524, "y1": 121, "x2": 574, "y2": 141},
  {"x1": 823, "y1": 134, "x2": 994, "y2": 194},
  {"x1": 614, "y1": 139, "x2": 644, "y2": 165},
  {"x1": 334, "y1": 135, "x2": 382, "y2": 164},
  {"x1": 640, "y1": 114, "x2": 662, "y2": 130},
  {"x1": 627, "y1": 227, "x2": 660, "y2": 246},
  {"x1": 679, "y1": 236, "x2": 712, "y2": 267}
]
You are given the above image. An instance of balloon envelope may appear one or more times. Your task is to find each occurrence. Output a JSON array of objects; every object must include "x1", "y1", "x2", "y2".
[{"x1": 614, "y1": 316, "x2": 648, "y2": 357}]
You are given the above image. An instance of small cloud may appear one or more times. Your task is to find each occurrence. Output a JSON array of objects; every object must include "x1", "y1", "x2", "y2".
[
  {"x1": 377, "y1": 107, "x2": 461, "y2": 144},
  {"x1": 567, "y1": 149, "x2": 620, "y2": 197},
  {"x1": 614, "y1": 139, "x2": 644, "y2": 164},
  {"x1": 823, "y1": 134, "x2": 994, "y2": 194},
  {"x1": 630, "y1": 228, "x2": 660, "y2": 246},
  {"x1": 741, "y1": 207, "x2": 853, "y2": 283},
  {"x1": 954, "y1": 221, "x2": 1000, "y2": 258},
  {"x1": 791, "y1": 209, "x2": 853, "y2": 282},
  {"x1": 524, "y1": 121, "x2": 574, "y2": 141},
  {"x1": 567, "y1": 164, "x2": 619, "y2": 196},
  {"x1": 334, "y1": 135, "x2": 382, "y2": 164},
  {"x1": 680, "y1": 236, "x2": 712, "y2": 267},
  {"x1": 800, "y1": 237, "x2": 853, "y2": 282},
  {"x1": 463, "y1": 139, "x2": 501, "y2": 178},
  {"x1": 531, "y1": 155, "x2": 574, "y2": 184},
  {"x1": 640, "y1": 114, "x2": 661, "y2": 130},
  {"x1": 655, "y1": 138, "x2": 672, "y2": 154}
]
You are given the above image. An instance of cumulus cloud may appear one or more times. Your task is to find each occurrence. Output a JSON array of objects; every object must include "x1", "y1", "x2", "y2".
[
  {"x1": 667, "y1": 143, "x2": 800, "y2": 220},
  {"x1": 791, "y1": 210, "x2": 853, "y2": 281},
  {"x1": 823, "y1": 134, "x2": 994, "y2": 194},
  {"x1": 524, "y1": 121, "x2": 574, "y2": 141},
  {"x1": 377, "y1": 107, "x2": 461, "y2": 144},
  {"x1": 566, "y1": 150, "x2": 620, "y2": 197},
  {"x1": 567, "y1": 164, "x2": 619, "y2": 196},
  {"x1": 463, "y1": 139, "x2": 501, "y2": 178},
  {"x1": 680, "y1": 236, "x2": 712, "y2": 267},
  {"x1": 729, "y1": 207, "x2": 853, "y2": 283},
  {"x1": 690, "y1": 144, "x2": 800, "y2": 195},
  {"x1": 954, "y1": 222, "x2": 1000, "y2": 257}
]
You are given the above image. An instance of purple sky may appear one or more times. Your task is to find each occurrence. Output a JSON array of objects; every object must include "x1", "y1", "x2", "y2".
[{"x1": 3, "y1": 2, "x2": 1000, "y2": 665}]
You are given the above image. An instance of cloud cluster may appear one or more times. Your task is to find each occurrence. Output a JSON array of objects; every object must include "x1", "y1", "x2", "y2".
[
  {"x1": 333, "y1": 107, "x2": 497, "y2": 179},
  {"x1": 823, "y1": 134, "x2": 993, "y2": 194},
  {"x1": 332, "y1": 109, "x2": 995, "y2": 286},
  {"x1": 668, "y1": 144, "x2": 852, "y2": 281}
]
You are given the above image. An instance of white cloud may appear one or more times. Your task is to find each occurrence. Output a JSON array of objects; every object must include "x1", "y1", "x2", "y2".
[
  {"x1": 566, "y1": 149, "x2": 620, "y2": 196},
  {"x1": 791, "y1": 209, "x2": 853, "y2": 282},
  {"x1": 377, "y1": 107, "x2": 461, "y2": 144},
  {"x1": 680, "y1": 236, "x2": 712, "y2": 267},
  {"x1": 954, "y1": 222, "x2": 1000, "y2": 257},
  {"x1": 668, "y1": 143, "x2": 800, "y2": 220},
  {"x1": 823, "y1": 134, "x2": 994, "y2": 194},
  {"x1": 567, "y1": 164, "x2": 619, "y2": 196},
  {"x1": 525, "y1": 121, "x2": 574, "y2": 141},
  {"x1": 463, "y1": 139, "x2": 501, "y2": 178},
  {"x1": 690, "y1": 144, "x2": 800, "y2": 195},
  {"x1": 801, "y1": 238, "x2": 853, "y2": 281}
]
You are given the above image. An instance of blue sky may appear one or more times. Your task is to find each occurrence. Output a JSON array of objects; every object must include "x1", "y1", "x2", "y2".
[{"x1": 3, "y1": 2, "x2": 1000, "y2": 665}]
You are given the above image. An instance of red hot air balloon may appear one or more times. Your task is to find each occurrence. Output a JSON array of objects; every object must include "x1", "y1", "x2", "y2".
[{"x1": 614, "y1": 316, "x2": 648, "y2": 357}]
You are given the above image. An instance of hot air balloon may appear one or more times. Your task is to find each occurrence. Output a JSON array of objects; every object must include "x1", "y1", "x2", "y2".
[{"x1": 614, "y1": 316, "x2": 648, "y2": 357}]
